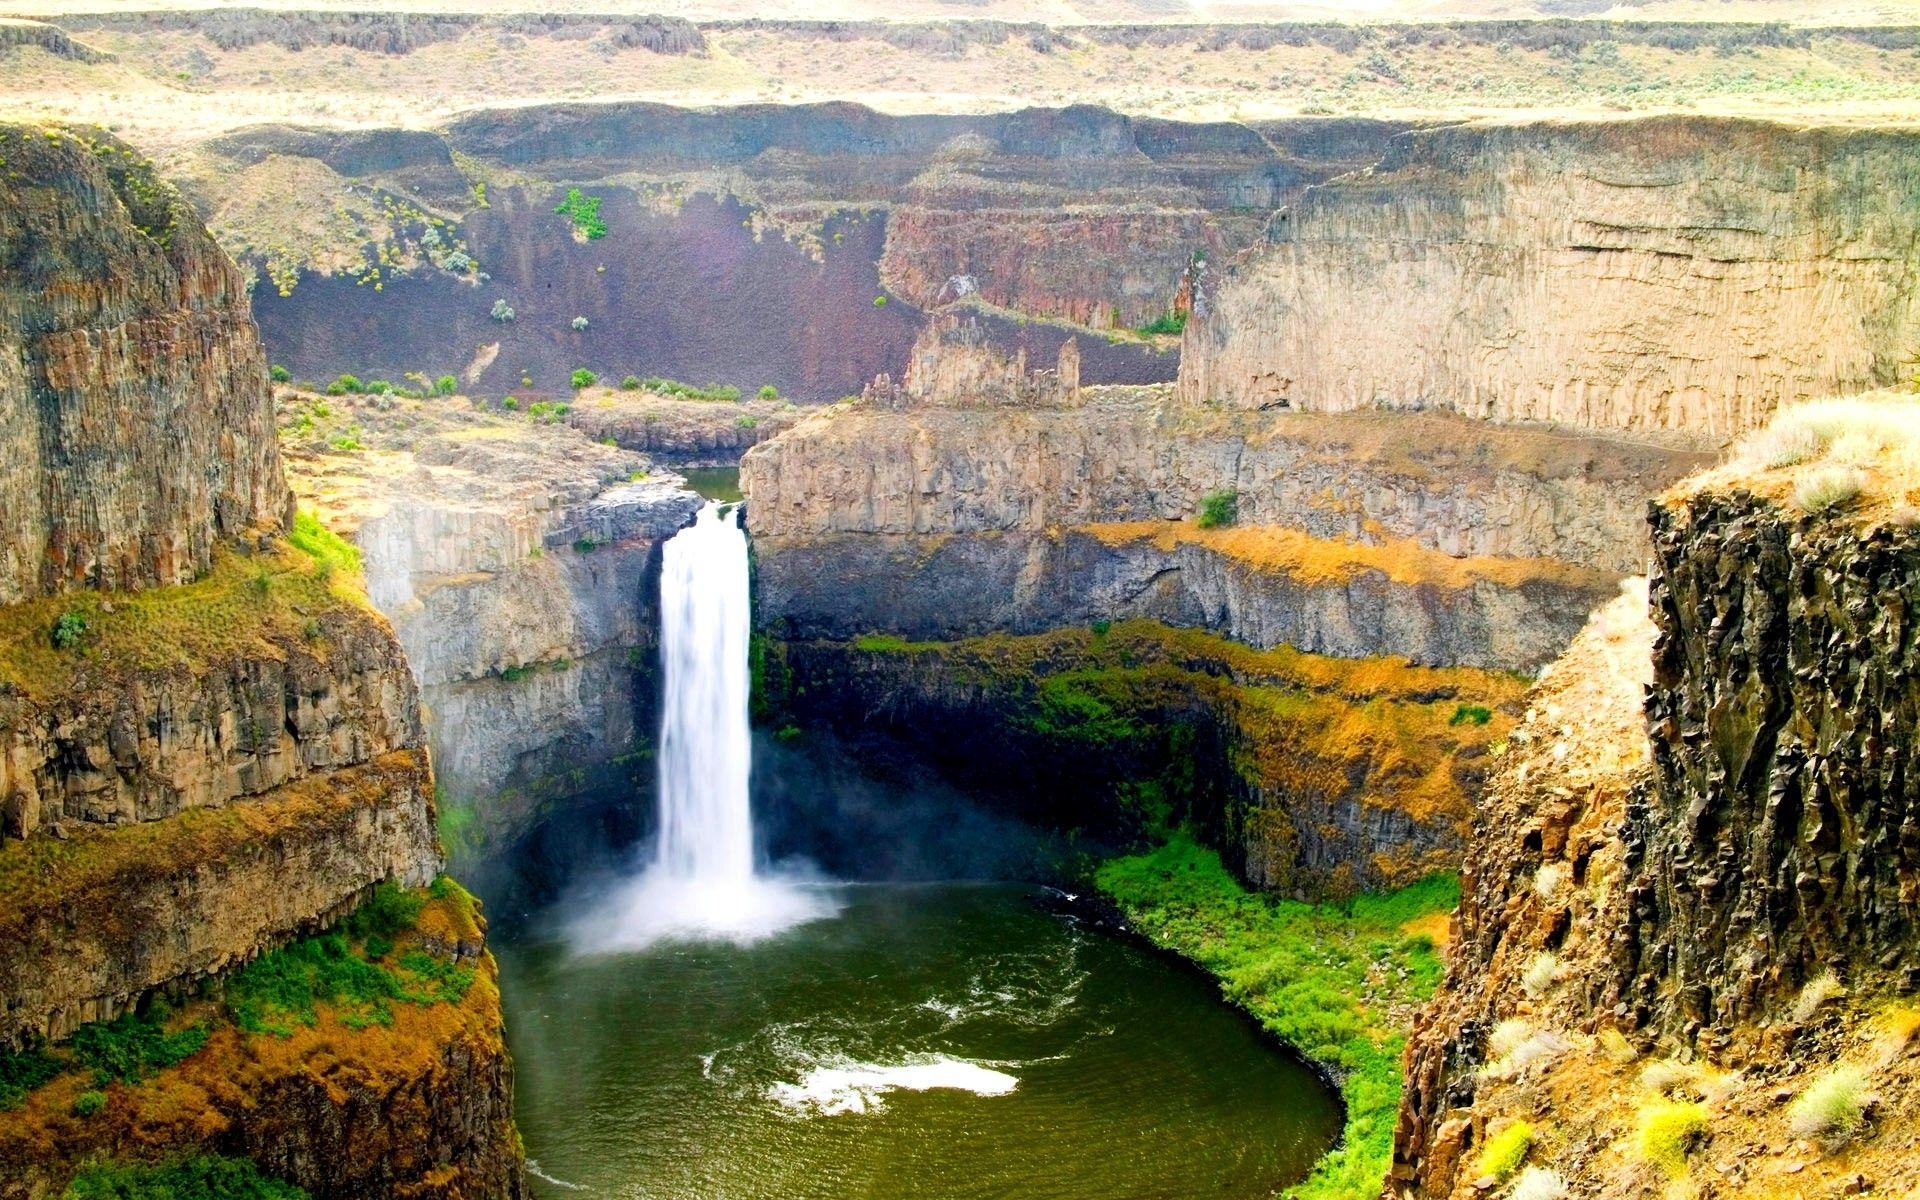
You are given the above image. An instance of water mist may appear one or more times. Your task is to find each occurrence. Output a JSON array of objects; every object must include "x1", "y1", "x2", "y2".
[{"x1": 571, "y1": 502, "x2": 837, "y2": 951}]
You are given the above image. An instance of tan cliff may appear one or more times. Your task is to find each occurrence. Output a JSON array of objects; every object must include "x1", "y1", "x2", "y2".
[
  {"x1": 1181, "y1": 117, "x2": 1920, "y2": 438},
  {"x1": 0, "y1": 125, "x2": 522, "y2": 1197}
]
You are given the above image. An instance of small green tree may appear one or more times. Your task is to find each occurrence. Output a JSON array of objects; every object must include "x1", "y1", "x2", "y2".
[
  {"x1": 435, "y1": 374, "x2": 457, "y2": 396},
  {"x1": 268, "y1": 364, "x2": 291, "y2": 383},
  {"x1": 757, "y1": 384, "x2": 779, "y2": 401},
  {"x1": 570, "y1": 369, "x2": 598, "y2": 390},
  {"x1": 1197, "y1": 489, "x2": 1238, "y2": 529}
]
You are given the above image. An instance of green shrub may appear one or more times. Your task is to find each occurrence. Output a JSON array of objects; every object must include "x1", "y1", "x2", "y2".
[
  {"x1": 757, "y1": 384, "x2": 779, "y2": 401},
  {"x1": 342, "y1": 882, "x2": 426, "y2": 942},
  {"x1": 1789, "y1": 1065, "x2": 1868, "y2": 1142},
  {"x1": 268, "y1": 364, "x2": 291, "y2": 383},
  {"x1": 639, "y1": 378, "x2": 741, "y2": 403},
  {"x1": 571, "y1": 368, "x2": 598, "y2": 390},
  {"x1": 435, "y1": 374, "x2": 457, "y2": 396},
  {"x1": 1196, "y1": 489, "x2": 1238, "y2": 529},
  {"x1": 554, "y1": 188, "x2": 607, "y2": 240},
  {"x1": 63, "y1": 1154, "x2": 308, "y2": 1199},
  {"x1": 71, "y1": 1089, "x2": 106, "y2": 1117},
  {"x1": 1136, "y1": 311, "x2": 1188, "y2": 337},
  {"x1": 573, "y1": 536, "x2": 603, "y2": 554},
  {"x1": 873, "y1": 295, "x2": 888, "y2": 307},
  {"x1": 1449, "y1": 704, "x2": 1493, "y2": 726},
  {"x1": 490, "y1": 299, "x2": 515, "y2": 322},
  {"x1": 0, "y1": 1041, "x2": 64, "y2": 1109},
  {"x1": 501, "y1": 396, "x2": 520, "y2": 411},
  {"x1": 621, "y1": 375, "x2": 642, "y2": 390},
  {"x1": 737, "y1": 416, "x2": 759, "y2": 430},
  {"x1": 1476, "y1": 1119, "x2": 1534, "y2": 1182},
  {"x1": 571, "y1": 316, "x2": 589, "y2": 331},
  {"x1": 51, "y1": 611, "x2": 86, "y2": 650},
  {"x1": 774, "y1": 724, "x2": 802, "y2": 743},
  {"x1": 70, "y1": 1009, "x2": 209, "y2": 1085},
  {"x1": 329, "y1": 373, "x2": 363, "y2": 394}
]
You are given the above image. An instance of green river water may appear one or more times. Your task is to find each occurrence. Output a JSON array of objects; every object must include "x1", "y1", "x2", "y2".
[{"x1": 497, "y1": 882, "x2": 1342, "y2": 1200}]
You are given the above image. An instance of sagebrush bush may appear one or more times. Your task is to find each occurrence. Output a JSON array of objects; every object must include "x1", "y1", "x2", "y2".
[
  {"x1": 1793, "y1": 467, "x2": 1865, "y2": 514},
  {"x1": 1792, "y1": 971, "x2": 1845, "y2": 1022},
  {"x1": 1532, "y1": 862, "x2": 1568, "y2": 899},
  {"x1": 1789, "y1": 1065, "x2": 1868, "y2": 1142},
  {"x1": 1521, "y1": 951, "x2": 1558, "y2": 998},
  {"x1": 1489, "y1": 1019, "x2": 1533, "y2": 1060},
  {"x1": 1507, "y1": 1166, "x2": 1569, "y2": 1200}
]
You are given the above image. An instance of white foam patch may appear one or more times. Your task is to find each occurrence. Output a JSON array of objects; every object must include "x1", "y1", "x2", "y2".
[
  {"x1": 568, "y1": 873, "x2": 842, "y2": 953},
  {"x1": 769, "y1": 1056, "x2": 1019, "y2": 1116}
]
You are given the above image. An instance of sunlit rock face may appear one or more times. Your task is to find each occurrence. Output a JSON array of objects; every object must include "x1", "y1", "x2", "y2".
[
  {"x1": 0, "y1": 125, "x2": 290, "y2": 604},
  {"x1": 1181, "y1": 117, "x2": 1920, "y2": 437}
]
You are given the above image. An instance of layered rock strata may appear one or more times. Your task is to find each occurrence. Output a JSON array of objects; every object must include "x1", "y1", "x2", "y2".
[
  {"x1": 1181, "y1": 117, "x2": 1920, "y2": 437},
  {"x1": 0, "y1": 125, "x2": 290, "y2": 603},
  {"x1": 744, "y1": 386, "x2": 1706, "y2": 669},
  {"x1": 764, "y1": 621, "x2": 1523, "y2": 897}
]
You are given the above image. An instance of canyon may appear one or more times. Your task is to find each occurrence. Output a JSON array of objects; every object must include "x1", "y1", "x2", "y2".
[{"x1": 4, "y1": 10, "x2": 1920, "y2": 1200}]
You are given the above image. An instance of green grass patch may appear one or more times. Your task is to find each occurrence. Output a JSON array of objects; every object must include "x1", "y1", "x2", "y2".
[
  {"x1": 63, "y1": 1154, "x2": 308, "y2": 1199},
  {"x1": 0, "y1": 1041, "x2": 64, "y2": 1109},
  {"x1": 288, "y1": 511, "x2": 361, "y2": 580},
  {"x1": 70, "y1": 1009, "x2": 208, "y2": 1085},
  {"x1": 1135, "y1": 310, "x2": 1187, "y2": 337},
  {"x1": 1096, "y1": 835, "x2": 1457, "y2": 1200},
  {"x1": 225, "y1": 883, "x2": 471, "y2": 1036}
]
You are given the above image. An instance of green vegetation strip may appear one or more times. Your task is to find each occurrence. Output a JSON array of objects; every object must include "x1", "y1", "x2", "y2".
[
  {"x1": 63, "y1": 1154, "x2": 307, "y2": 1199},
  {"x1": 1096, "y1": 836, "x2": 1456, "y2": 1200}
]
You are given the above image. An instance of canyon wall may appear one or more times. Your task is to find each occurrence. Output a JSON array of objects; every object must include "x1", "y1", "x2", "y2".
[
  {"x1": 1181, "y1": 117, "x2": 1920, "y2": 437},
  {"x1": 745, "y1": 383, "x2": 1706, "y2": 670},
  {"x1": 0, "y1": 124, "x2": 289, "y2": 604},
  {"x1": 277, "y1": 389, "x2": 701, "y2": 867},
  {"x1": 1393, "y1": 400, "x2": 1920, "y2": 1199},
  {"x1": 0, "y1": 124, "x2": 522, "y2": 1198}
]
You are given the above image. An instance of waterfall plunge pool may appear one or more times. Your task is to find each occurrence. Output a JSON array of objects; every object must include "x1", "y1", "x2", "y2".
[{"x1": 497, "y1": 882, "x2": 1343, "y2": 1200}]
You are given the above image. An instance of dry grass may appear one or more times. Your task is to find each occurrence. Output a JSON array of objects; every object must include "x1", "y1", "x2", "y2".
[
  {"x1": 1706, "y1": 392, "x2": 1920, "y2": 520},
  {"x1": 1789, "y1": 1065, "x2": 1869, "y2": 1144}
]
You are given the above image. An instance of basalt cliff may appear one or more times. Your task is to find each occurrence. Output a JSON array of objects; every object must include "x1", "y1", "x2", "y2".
[{"x1": 0, "y1": 124, "x2": 523, "y2": 1199}]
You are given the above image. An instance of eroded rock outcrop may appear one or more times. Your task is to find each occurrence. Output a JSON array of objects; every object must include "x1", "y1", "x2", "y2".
[
  {"x1": 1182, "y1": 117, "x2": 1920, "y2": 437},
  {"x1": 1393, "y1": 395, "x2": 1920, "y2": 1199},
  {"x1": 0, "y1": 125, "x2": 290, "y2": 603}
]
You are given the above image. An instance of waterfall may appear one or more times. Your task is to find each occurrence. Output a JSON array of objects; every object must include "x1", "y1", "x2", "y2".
[{"x1": 571, "y1": 502, "x2": 837, "y2": 952}]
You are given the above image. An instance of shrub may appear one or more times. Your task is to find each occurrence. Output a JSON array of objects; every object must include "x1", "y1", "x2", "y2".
[
  {"x1": 554, "y1": 188, "x2": 606, "y2": 240},
  {"x1": 1532, "y1": 862, "x2": 1568, "y2": 899},
  {"x1": 435, "y1": 374, "x2": 457, "y2": 396},
  {"x1": 1793, "y1": 971, "x2": 1845, "y2": 1022},
  {"x1": 50, "y1": 611, "x2": 86, "y2": 650},
  {"x1": 1476, "y1": 1119, "x2": 1533, "y2": 1182},
  {"x1": 621, "y1": 375, "x2": 642, "y2": 390},
  {"x1": 330, "y1": 373, "x2": 363, "y2": 394},
  {"x1": 737, "y1": 416, "x2": 759, "y2": 429},
  {"x1": 70, "y1": 1009, "x2": 209, "y2": 1085},
  {"x1": 1136, "y1": 310, "x2": 1188, "y2": 337},
  {"x1": 1599, "y1": 1028, "x2": 1639, "y2": 1064},
  {"x1": 1508, "y1": 1167, "x2": 1569, "y2": 1200},
  {"x1": 571, "y1": 316, "x2": 589, "y2": 331},
  {"x1": 71, "y1": 1089, "x2": 106, "y2": 1117},
  {"x1": 1633, "y1": 1098, "x2": 1707, "y2": 1179},
  {"x1": 1789, "y1": 1065, "x2": 1868, "y2": 1142},
  {"x1": 1489, "y1": 1018, "x2": 1533, "y2": 1060},
  {"x1": 571, "y1": 368, "x2": 598, "y2": 390},
  {"x1": 757, "y1": 384, "x2": 779, "y2": 401},
  {"x1": 501, "y1": 396, "x2": 520, "y2": 410},
  {"x1": 1793, "y1": 467, "x2": 1865, "y2": 514},
  {"x1": 64, "y1": 1154, "x2": 308, "y2": 1199},
  {"x1": 1521, "y1": 951, "x2": 1558, "y2": 998},
  {"x1": 1449, "y1": 703, "x2": 1493, "y2": 726},
  {"x1": 268, "y1": 364, "x2": 291, "y2": 383},
  {"x1": 490, "y1": 299, "x2": 515, "y2": 322},
  {"x1": 573, "y1": 536, "x2": 603, "y2": 554},
  {"x1": 873, "y1": 294, "x2": 888, "y2": 307},
  {"x1": 0, "y1": 1041, "x2": 64, "y2": 1109},
  {"x1": 1197, "y1": 489, "x2": 1238, "y2": 529}
]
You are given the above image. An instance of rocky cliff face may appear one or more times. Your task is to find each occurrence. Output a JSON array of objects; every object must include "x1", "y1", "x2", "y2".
[
  {"x1": 745, "y1": 387, "x2": 1704, "y2": 669},
  {"x1": 277, "y1": 388, "x2": 701, "y2": 866},
  {"x1": 0, "y1": 124, "x2": 521, "y2": 1196},
  {"x1": 0, "y1": 125, "x2": 290, "y2": 604},
  {"x1": 1182, "y1": 117, "x2": 1920, "y2": 437},
  {"x1": 1393, "y1": 397, "x2": 1920, "y2": 1199}
]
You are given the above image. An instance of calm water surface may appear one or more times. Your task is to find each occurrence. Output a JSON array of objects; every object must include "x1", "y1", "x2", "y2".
[{"x1": 497, "y1": 882, "x2": 1341, "y2": 1200}]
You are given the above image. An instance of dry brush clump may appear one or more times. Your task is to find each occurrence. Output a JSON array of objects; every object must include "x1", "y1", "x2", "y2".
[
  {"x1": 1718, "y1": 393, "x2": 1920, "y2": 517},
  {"x1": 1788, "y1": 1065, "x2": 1869, "y2": 1145}
]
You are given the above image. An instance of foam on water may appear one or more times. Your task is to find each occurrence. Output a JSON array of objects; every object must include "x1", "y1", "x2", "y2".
[{"x1": 769, "y1": 1056, "x2": 1020, "y2": 1116}]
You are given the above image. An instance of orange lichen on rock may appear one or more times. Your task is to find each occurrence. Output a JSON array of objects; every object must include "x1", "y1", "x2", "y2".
[{"x1": 1082, "y1": 520, "x2": 1615, "y2": 593}]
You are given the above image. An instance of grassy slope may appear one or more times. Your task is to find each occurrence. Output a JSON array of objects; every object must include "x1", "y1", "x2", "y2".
[{"x1": 1097, "y1": 836, "x2": 1457, "y2": 1200}]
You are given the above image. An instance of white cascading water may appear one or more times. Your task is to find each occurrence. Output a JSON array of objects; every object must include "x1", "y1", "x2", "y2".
[{"x1": 572, "y1": 502, "x2": 837, "y2": 952}]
